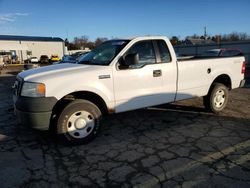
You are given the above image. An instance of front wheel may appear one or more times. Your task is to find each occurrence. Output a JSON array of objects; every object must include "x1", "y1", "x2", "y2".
[
  {"x1": 203, "y1": 83, "x2": 229, "y2": 113},
  {"x1": 57, "y1": 99, "x2": 102, "y2": 144}
]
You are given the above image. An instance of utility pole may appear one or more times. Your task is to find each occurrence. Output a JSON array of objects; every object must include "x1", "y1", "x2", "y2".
[{"x1": 204, "y1": 26, "x2": 207, "y2": 40}]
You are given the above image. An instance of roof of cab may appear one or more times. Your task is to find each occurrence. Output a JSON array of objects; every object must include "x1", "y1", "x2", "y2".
[{"x1": 110, "y1": 35, "x2": 168, "y2": 41}]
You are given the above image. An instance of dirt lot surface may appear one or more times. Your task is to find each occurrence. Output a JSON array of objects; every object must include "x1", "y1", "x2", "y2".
[{"x1": 0, "y1": 69, "x2": 250, "y2": 188}]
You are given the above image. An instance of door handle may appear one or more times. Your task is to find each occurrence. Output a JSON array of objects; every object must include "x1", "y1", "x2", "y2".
[{"x1": 153, "y1": 70, "x2": 162, "y2": 77}]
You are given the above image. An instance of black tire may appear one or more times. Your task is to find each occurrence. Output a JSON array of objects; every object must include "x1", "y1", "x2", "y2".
[
  {"x1": 57, "y1": 99, "x2": 102, "y2": 145},
  {"x1": 203, "y1": 83, "x2": 229, "y2": 113}
]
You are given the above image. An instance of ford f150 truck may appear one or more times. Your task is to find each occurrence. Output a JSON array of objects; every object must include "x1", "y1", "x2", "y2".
[{"x1": 13, "y1": 36, "x2": 246, "y2": 144}]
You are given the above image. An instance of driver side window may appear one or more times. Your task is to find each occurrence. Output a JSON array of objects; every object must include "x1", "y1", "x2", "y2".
[{"x1": 125, "y1": 40, "x2": 156, "y2": 69}]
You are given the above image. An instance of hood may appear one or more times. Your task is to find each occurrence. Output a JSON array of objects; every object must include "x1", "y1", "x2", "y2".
[{"x1": 18, "y1": 63, "x2": 108, "y2": 82}]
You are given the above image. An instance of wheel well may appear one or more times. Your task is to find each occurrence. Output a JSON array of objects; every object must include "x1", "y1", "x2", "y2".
[
  {"x1": 49, "y1": 91, "x2": 109, "y2": 130},
  {"x1": 211, "y1": 74, "x2": 232, "y2": 90},
  {"x1": 60, "y1": 91, "x2": 108, "y2": 114}
]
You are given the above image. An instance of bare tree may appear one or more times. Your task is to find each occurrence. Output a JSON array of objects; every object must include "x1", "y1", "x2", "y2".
[
  {"x1": 186, "y1": 34, "x2": 200, "y2": 39},
  {"x1": 220, "y1": 32, "x2": 250, "y2": 42},
  {"x1": 238, "y1": 32, "x2": 248, "y2": 40},
  {"x1": 170, "y1": 36, "x2": 180, "y2": 45},
  {"x1": 95, "y1": 37, "x2": 108, "y2": 47},
  {"x1": 185, "y1": 32, "x2": 250, "y2": 43}
]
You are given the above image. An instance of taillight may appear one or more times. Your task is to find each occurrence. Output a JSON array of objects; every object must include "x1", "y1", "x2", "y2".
[{"x1": 242, "y1": 61, "x2": 246, "y2": 74}]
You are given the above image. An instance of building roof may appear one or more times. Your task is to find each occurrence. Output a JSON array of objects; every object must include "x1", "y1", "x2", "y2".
[{"x1": 0, "y1": 35, "x2": 64, "y2": 42}]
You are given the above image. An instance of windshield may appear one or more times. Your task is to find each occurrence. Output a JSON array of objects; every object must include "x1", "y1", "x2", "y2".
[{"x1": 77, "y1": 40, "x2": 130, "y2": 65}]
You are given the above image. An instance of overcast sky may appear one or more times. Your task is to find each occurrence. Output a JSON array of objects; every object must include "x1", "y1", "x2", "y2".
[{"x1": 0, "y1": 0, "x2": 249, "y2": 41}]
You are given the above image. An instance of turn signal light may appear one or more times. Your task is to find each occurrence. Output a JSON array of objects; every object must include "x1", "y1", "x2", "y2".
[{"x1": 37, "y1": 83, "x2": 46, "y2": 95}]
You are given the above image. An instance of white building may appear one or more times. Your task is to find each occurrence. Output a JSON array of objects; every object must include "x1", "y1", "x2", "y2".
[{"x1": 0, "y1": 35, "x2": 65, "y2": 64}]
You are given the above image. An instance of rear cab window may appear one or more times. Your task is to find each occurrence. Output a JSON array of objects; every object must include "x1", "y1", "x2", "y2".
[{"x1": 155, "y1": 40, "x2": 172, "y2": 63}]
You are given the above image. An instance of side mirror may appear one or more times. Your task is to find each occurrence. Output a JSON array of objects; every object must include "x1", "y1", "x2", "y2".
[{"x1": 123, "y1": 53, "x2": 139, "y2": 66}]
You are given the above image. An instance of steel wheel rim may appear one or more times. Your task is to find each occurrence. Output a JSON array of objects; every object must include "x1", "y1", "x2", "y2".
[
  {"x1": 66, "y1": 110, "x2": 95, "y2": 139},
  {"x1": 213, "y1": 89, "x2": 225, "y2": 108}
]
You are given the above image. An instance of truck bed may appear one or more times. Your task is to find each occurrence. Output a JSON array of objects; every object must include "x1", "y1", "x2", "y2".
[
  {"x1": 178, "y1": 55, "x2": 244, "y2": 61},
  {"x1": 176, "y1": 56, "x2": 245, "y2": 101}
]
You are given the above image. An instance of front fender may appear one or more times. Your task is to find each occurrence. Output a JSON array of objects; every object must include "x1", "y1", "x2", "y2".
[{"x1": 46, "y1": 80, "x2": 115, "y2": 110}]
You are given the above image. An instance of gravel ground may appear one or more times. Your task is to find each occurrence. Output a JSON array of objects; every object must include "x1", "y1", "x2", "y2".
[{"x1": 0, "y1": 71, "x2": 250, "y2": 188}]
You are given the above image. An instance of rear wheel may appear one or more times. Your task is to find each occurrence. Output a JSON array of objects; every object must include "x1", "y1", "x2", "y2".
[
  {"x1": 203, "y1": 83, "x2": 229, "y2": 113},
  {"x1": 57, "y1": 99, "x2": 101, "y2": 144}
]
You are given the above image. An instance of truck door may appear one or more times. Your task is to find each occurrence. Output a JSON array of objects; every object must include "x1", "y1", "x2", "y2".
[
  {"x1": 113, "y1": 40, "x2": 164, "y2": 113},
  {"x1": 154, "y1": 40, "x2": 178, "y2": 103}
]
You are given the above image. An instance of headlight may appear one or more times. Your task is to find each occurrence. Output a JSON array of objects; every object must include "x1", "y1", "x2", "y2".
[{"x1": 21, "y1": 82, "x2": 46, "y2": 97}]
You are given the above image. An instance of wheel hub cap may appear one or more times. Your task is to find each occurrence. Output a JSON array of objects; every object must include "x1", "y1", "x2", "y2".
[
  {"x1": 214, "y1": 90, "x2": 225, "y2": 108},
  {"x1": 75, "y1": 118, "x2": 87, "y2": 129},
  {"x1": 66, "y1": 111, "x2": 95, "y2": 139}
]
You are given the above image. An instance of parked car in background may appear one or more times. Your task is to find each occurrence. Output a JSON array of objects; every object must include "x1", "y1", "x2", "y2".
[
  {"x1": 54, "y1": 52, "x2": 90, "y2": 64},
  {"x1": 40, "y1": 55, "x2": 49, "y2": 64},
  {"x1": 62, "y1": 55, "x2": 75, "y2": 61},
  {"x1": 0, "y1": 60, "x2": 5, "y2": 74},
  {"x1": 71, "y1": 51, "x2": 89, "y2": 60},
  {"x1": 201, "y1": 48, "x2": 243, "y2": 57},
  {"x1": 53, "y1": 55, "x2": 75, "y2": 64},
  {"x1": 24, "y1": 57, "x2": 39, "y2": 64},
  {"x1": 50, "y1": 55, "x2": 60, "y2": 63}
]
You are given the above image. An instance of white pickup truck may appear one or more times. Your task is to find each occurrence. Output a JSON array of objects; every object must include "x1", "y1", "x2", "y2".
[{"x1": 13, "y1": 36, "x2": 246, "y2": 144}]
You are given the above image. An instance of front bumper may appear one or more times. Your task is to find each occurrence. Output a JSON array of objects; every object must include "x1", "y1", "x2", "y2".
[
  {"x1": 14, "y1": 96, "x2": 58, "y2": 130},
  {"x1": 16, "y1": 109, "x2": 52, "y2": 130}
]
